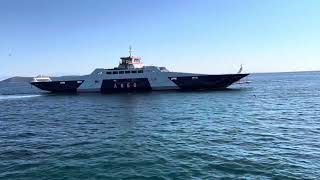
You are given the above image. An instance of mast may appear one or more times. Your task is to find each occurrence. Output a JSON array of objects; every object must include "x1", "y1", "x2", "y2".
[
  {"x1": 129, "y1": 45, "x2": 134, "y2": 57},
  {"x1": 237, "y1": 64, "x2": 243, "y2": 74}
]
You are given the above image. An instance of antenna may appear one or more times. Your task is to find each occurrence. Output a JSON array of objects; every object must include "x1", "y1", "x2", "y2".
[{"x1": 129, "y1": 45, "x2": 134, "y2": 57}]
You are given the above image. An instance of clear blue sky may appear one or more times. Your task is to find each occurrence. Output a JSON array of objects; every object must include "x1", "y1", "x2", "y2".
[{"x1": 0, "y1": 0, "x2": 319, "y2": 77}]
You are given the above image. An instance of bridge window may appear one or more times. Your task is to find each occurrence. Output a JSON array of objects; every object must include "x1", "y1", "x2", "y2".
[
  {"x1": 112, "y1": 71, "x2": 118, "y2": 74},
  {"x1": 131, "y1": 71, "x2": 137, "y2": 73},
  {"x1": 106, "y1": 72, "x2": 112, "y2": 74},
  {"x1": 125, "y1": 71, "x2": 130, "y2": 74},
  {"x1": 138, "y1": 70, "x2": 143, "y2": 73},
  {"x1": 119, "y1": 71, "x2": 124, "y2": 74}
]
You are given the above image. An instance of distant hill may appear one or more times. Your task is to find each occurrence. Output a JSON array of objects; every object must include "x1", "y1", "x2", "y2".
[{"x1": 0, "y1": 76, "x2": 33, "y2": 83}]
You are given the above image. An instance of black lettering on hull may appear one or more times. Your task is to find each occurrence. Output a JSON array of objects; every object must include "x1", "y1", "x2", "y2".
[{"x1": 101, "y1": 78, "x2": 152, "y2": 93}]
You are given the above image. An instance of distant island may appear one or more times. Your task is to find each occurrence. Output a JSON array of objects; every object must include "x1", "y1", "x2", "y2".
[{"x1": 0, "y1": 76, "x2": 33, "y2": 83}]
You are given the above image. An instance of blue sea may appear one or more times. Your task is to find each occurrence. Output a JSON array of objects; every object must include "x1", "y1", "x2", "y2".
[{"x1": 0, "y1": 72, "x2": 319, "y2": 179}]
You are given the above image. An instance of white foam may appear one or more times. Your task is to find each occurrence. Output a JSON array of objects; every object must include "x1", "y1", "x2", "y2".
[{"x1": 0, "y1": 94, "x2": 41, "y2": 100}]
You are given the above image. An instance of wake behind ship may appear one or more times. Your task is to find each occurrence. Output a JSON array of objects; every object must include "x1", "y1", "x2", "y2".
[{"x1": 31, "y1": 48, "x2": 249, "y2": 93}]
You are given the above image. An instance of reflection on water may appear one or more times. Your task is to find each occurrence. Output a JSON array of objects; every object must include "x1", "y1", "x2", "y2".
[{"x1": 0, "y1": 94, "x2": 41, "y2": 100}]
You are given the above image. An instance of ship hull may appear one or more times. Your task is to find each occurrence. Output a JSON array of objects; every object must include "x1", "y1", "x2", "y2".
[
  {"x1": 31, "y1": 80, "x2": 83, "y2": 93},
  {"x1": 31, "y1": 74, "x2": 249, "y2": 93},
  {"x1": 169, "y1": 74, "x2": 248, "y2": 90}
]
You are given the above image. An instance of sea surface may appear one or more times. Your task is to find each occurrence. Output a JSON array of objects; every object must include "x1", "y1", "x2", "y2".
[{"x1": 0, "y1": 72, "x2": 319, "y2": 179}]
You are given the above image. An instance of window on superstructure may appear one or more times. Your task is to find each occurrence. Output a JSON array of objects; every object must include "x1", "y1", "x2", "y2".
[
  {"x1": 112, "y1": 71, "x2": 118, "y2": 74},
  {"x1": 131, "y1": 71, "x2": 137, "y2": 73},
  {"x1": 119, "y1": 71, "x2": 124, "y2": 74},
  {"x1": 106, "y1": 72, "x2": 112, "y2": 74},
  {"x1": 125, "y1": 71, "x2": 130, "y2": 74},
  {"x1": 138, "y1": 70, "x2": 143, "y2": 73}
]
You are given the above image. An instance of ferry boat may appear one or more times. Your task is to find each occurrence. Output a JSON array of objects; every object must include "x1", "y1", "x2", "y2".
[{"x1": 31, "y1": 47, "x2": 249, "y2": 93}]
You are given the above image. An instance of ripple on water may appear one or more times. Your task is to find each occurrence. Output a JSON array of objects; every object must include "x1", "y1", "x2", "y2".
[{"x1": 1, "y1": 73, "x2": 320, "y2": 179}]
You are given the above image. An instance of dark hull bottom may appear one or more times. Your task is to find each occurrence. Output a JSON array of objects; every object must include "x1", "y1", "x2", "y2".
[
  {"x1": 170, "y1": 74, "x2": 248, "y2": 90},
  {"x1": 31, "y1": 81, "x2": 83, "y2": 93},
  {"x1": 31, "y1": 74, "x2": 249, "y2": 93}
]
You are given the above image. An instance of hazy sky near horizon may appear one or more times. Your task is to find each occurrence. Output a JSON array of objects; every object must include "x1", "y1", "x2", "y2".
[{"x1": 0, "y1": 0, "x2": 319, "y2": 77}]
